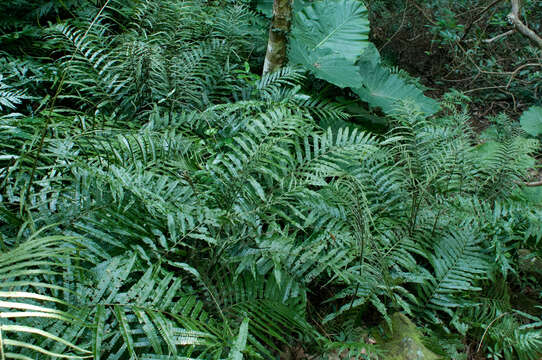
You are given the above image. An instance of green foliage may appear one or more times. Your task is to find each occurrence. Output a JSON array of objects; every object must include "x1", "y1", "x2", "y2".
[
  {"x1": 520, "y1": 106, "x2": 542, "y2": 137},
  {"x1": 419, "y1": 230, "x2": 490, "y2": 317},
  {"x1": 0, "y1": 0, "x2": 541, "y2": 359},
  {"x1": 48, "y1": 0, "x2": 261, "y2": 120},
  {"x1": 367, "y1": 0, "x2": 542, "y2": 111},
  {"x1": 0, "y1": 74, "x2": 26, "y2": 111},
  {"x1": 355, "y1": 60, "x2": 439, "y2": 116},
  {"x1": 291, "y1": 0, "x2": 370, "y2": 63},
  {"x1": 0, "y1": 234, "x2": 91, "y2": 359},
  {"x1": 288, "y1": 0, "x2": 438, "y2": 117}
]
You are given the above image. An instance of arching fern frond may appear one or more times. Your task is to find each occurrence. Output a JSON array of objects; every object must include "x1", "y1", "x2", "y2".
[
  {"x1": 0, "y1": 233, "x2": 91, "y2": 359},
  {"x1": 0, "y1": 76, "x2": 26, "y2": 112},
  {"x1": 417, "y1": 228, "x2": 491, "y2": 321}
]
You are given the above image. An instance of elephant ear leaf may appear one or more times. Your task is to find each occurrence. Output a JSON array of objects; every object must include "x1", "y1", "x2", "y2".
[
  {"x1": 289, "y1": 0, "x2": 438, "y2": 117},
  {"x1": 289, "y1": 43, "x2": 362, "y2": 88},
  {"x1": 520, "y1": 106, "x2": 542, "y2": 137},
  {"x1": 288, "y1": 0, "x2": 369, "y2": 89},
  {"x1": 289, "y1": 0, "x2": 370, "y2": 65},
  {"x1": 354, "y1": 60, "x2": 440, "y2": 116}
]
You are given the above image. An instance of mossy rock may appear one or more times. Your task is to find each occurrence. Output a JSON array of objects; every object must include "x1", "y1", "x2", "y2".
[{"x1": 374, "y1": 313, "x2": 440, "y2": 360}]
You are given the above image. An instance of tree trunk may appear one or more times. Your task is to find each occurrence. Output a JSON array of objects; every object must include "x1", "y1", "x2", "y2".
[{"x1": 262, "y1": 0, "x2": 293, "y2": 75}]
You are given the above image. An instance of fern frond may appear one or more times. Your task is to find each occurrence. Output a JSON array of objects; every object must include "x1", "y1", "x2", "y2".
[
  {"x1": 0, "y1": 234, "x2": 91, "y2": 358},
  {"x1": 418, "y1": 229, "x2": 490, "y2": 319}
]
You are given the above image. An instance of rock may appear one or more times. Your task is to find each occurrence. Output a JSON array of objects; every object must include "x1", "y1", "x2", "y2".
[{"x1": 375, "y1": 313, "x2": 440, "y2": 360}]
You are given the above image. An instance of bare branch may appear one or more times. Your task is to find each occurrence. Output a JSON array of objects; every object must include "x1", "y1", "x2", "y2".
[
  {"x1": 506, "y1": 62, "x2": 542, "y2": 88},
  {"x1": 524, "y1": 180, "x2": 542, "y2": 187},
  {"x1": 507, "y1": 0, "x2": 542, "y2": 49},
  {"x1": 483, "y1": 29, "x2": 515, "y2": 43}
]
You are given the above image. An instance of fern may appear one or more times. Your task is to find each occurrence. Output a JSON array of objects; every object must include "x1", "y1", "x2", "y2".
[
  {"x1": 0, "y1": 234, "x2": 91, "y2": 358},
  {"x1": 1, "y1": 1, "x2": 541, "y2": 359},
  {"x1": 418, "y1": 229, "x2": 490, "y2": 319},
  {"x1": 0, "y1": 75, "x2": 26, "y2": 112}
]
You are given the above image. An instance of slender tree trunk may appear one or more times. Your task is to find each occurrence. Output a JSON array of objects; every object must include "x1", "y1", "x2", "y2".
[{"x1": 262, "y1": 0, "x2": 293, "y2": 75}]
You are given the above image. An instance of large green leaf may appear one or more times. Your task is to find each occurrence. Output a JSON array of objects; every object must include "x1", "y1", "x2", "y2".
[
  {"x1": 288, "y1": 0, "x2": 437, "y2": 117},
  {"x1": 289, "y1": 43, "x2": 362, "y2": 88},
  {"x1": 290, "y1": 0, "x2": 370, "y2": 63},
  {"x1": 288, "y1": 0, "x2": 366, "y2": 89},
  {"x1": 255, "y1": 0, "x2": 273, "y2": 17},
  {"x1": 354, "y1": 61, "x2": 440, "y2": 116},
  {"x1": 520, "y1": 106, "x2": 542, "y2": 137}
]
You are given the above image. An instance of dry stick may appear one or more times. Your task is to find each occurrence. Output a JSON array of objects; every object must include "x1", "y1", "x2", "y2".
[
  {"x1": 524, "y1": 180, "x2": 542, "y2": 187},
  {"x1": 476, "y1": 312, "x2": 509, "y2": 353},
  {"x1": 483, "y1": 29, "x2": 515, "y2": 43},
  {"x1": 457, "y1": 1, "x2": 541, "y2": 90},
  {"x1": 508, "y1": 0, "x2": 542, "y2": 49},
  {"x1": 410, "y1": 1, "x2": 437, "y2": 25},
  {"x1": 379, "y1": 0, "x2": 409, "y2": 51},
  {"x1": 463, "y1": 85, "x2": 507, "y2": 94}
]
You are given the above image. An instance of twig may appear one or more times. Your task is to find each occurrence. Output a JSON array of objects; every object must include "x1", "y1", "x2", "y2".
[
  {"x1": 483, "y1": 29, "x2": 515, "y2": 43},
  {"x1": 524, "y1": 180, "x2": 542, "y2": 187},
  {"x1": 379, "y1": 0, "x2": 409, "y2": 51},
  {"x1": 477, "y1": 0, "x2": 505, "y2": 19},
  {"x1": 463, "y1": 85, "x2": 507, "y2": 94},
  {"x1": 497, "y1": 88, "x2": 517, "y2": 111},
  {"x1": 410, "y1": 1, "x2": 437, "y2": 25}
]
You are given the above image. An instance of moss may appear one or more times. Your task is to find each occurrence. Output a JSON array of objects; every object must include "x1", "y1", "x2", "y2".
[{"x1": 374, "y1": 313, "x2": 440, "y2": 360}]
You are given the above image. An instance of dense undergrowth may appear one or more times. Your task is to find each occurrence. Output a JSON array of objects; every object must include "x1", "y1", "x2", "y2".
[
  {"x1": 0, "y1": 0, "x2": 541, "y2": 359},
  {"x1": 368, "y1": 0, "x2": 542, "y2": 119}
]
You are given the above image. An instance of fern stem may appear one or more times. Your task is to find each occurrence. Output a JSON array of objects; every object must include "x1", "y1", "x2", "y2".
[
  {"x1": 476, "y1": 312, "x2": 509, "y2": 354},
  {"x1": 430, "y1": 207, "x2": 443, "y2": 238}
]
